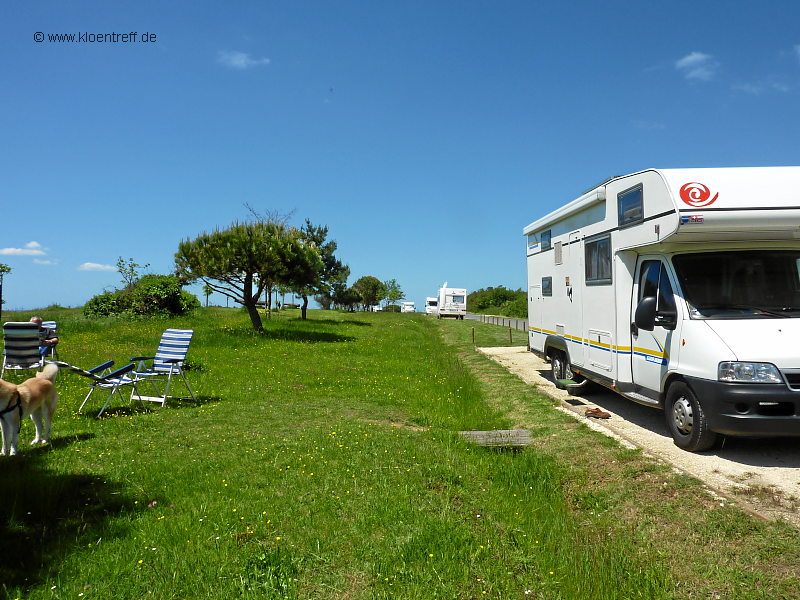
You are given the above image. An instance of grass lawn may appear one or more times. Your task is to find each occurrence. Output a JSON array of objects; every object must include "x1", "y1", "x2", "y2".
[{"x1": 1, "y1": 307, "x2": 799, "y2": 599}]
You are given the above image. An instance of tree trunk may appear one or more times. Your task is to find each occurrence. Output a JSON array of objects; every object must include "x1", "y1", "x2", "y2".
[
  {"x1": 301, "y1": 294, "x2": 309, "y2": 320},
  {"x1": 245, "y1": 301, "x2": 263, "y2": 331},
  {"x1": 243, "y1": 273, "x2": 263, "y2": 331}
]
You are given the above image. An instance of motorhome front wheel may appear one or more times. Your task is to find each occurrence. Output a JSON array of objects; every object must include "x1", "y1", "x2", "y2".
[{"x1": 665, "y1": 382, "x2": 720, "y2": 452}]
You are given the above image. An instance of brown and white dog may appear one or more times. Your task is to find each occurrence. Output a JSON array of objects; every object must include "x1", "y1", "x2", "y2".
[{"x1": 0, "y1": 363, "x2": 59, "y2": 456}]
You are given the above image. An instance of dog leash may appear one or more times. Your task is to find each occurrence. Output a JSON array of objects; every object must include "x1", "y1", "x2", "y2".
[{"x1": 0, "y1": 390, "x2": 23, "y2": 434}]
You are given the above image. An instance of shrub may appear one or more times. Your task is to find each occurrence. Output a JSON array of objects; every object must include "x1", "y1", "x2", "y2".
[
  {"x1": 505, "y1": 295, "x2": 527, "y2": 318},
  {"x1": 84, "y1": 275, "x2": 199, "y2": 318},
  {"x1": 124, "y1": 274, "x2": 200, "y2": 316},
  {"x1": 467, "y1": 286, "x2": 527, "y2": 318},
  {"x1": 83, "y1": 292, "x2": 121, "y2": 317}
]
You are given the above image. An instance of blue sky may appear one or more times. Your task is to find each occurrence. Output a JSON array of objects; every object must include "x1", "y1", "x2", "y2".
[{"x1": 2, "y1": 1, "x2": 799, "y2": 311}]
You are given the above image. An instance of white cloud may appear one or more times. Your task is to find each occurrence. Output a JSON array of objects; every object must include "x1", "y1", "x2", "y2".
[
  {"x1": 0, "y1": 240, "x2": 47, "y2": 256},
  {"x1": 217, "y1": 50, "x2": 270, "y2": 70},
  {"x1": 675, "y1": 51, "x2": 718, "y2": 81},
  {"x1": 78, "y1": 262, "x2": 116, "y2": 272},
  {"x1": 732, "y1": 82, "x2": 763, "y2": 95},
  {"x1": 732, "y1": 79, "x2": 791, "y2": 95}
]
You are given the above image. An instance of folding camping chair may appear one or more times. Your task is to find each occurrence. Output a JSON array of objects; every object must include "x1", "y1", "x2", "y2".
[
  {"x1": 2, "y1": 322, "x2": 45, "y2": 378},
  {"x1": 129, "y1": 328, "x2": 196, "y2": 407},
  {"x1": 74, "y1": 360, "x2": 141, "y2": 417}
]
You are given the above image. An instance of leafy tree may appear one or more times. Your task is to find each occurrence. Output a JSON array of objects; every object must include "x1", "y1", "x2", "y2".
[
  {"x1": 202, "y1": 284, "x2": 213, "y2": 307},
  {"x1": 0, "y1": 264, "x2": 11, "y2": 322},
  {"x1": 296, "y1": 220, "x2": 350, "y2": 315},
  {"x1": 334, "y1": 286, "x2": 361, "y2": 311},
  {"x1": 117, "y1": 256, "x2": 150, "y2": 288},
  {"x1": 383, "y1": 279, "x2": 404, "y2": 306},
  {"x1": 175, "y1": 220, "x2": 292, "y2": 331},
  {"x1": 353, "y1": 276, "x2": 386, "y2": 310},
  {"x1": 318, "y1": 280, "x2": 348, "y2": 310},
  {"x1": 276, "y1": 228, "x2": 324, "y2": 320}
]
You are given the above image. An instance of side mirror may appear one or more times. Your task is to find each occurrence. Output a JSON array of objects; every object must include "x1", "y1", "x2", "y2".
[{"x1": 634, "y1": 296, "x2": 657, "y2": 331}]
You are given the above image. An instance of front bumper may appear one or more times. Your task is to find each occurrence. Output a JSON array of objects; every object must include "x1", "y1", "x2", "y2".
[{"x1": 686, "y1": 376, "x2": 800, "y2": 437}]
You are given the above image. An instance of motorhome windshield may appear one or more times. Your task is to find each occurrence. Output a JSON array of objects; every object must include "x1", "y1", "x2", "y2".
[{"x1": 672, "y1": 251, "x2": 800, "y2": 319}]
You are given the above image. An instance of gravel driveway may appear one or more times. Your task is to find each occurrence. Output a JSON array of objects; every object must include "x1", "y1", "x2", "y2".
[{"x1": 479, "y1": 346, "x2": 800, "y2": 528}]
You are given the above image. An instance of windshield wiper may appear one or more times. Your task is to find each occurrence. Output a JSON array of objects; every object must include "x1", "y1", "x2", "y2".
[{"x1": 695, "y1": 304, "x2": 791, "y2": 317}]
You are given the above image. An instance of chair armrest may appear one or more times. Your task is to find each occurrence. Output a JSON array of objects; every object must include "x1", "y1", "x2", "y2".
[
  {"x1": 130, "y1": 356, "x2": 155, "y2": 362},
  {"x1": 162, "y1": 358, "x2": 182, "y2": 363},
  {"x1": 103, "y1": 363, "x2": 136, "y2": 380},
  {"x1": 88, "y1": 360, "x2": 115, "y2": 374}
]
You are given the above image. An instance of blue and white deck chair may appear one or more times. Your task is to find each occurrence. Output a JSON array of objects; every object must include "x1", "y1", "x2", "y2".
[
  {"x1": 69, "y1": 360, "x2": 141, "y2": 417},
  {"x1": 129, "y1": 329, "x2": 195, "y2": 407},
  {"x1": 2, "y1": 322, "x2": 44, "y2": 378}
]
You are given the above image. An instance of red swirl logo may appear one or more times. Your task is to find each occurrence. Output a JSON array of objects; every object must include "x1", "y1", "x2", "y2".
[{"x1": 680, "y1": 182, "x2": 718, "y2": 207}]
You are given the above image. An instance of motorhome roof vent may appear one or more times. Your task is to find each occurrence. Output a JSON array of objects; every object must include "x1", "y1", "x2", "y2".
[{"x1": 580, "y1": 176, "x2": 618, "y2": 196}]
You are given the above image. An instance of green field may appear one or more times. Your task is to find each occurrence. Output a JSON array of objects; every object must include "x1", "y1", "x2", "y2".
[{"x1": 1, "y1": 308, "x2": 798, "y2": 599}]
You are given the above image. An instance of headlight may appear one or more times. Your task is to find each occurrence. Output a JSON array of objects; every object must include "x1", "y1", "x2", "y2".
[{"x1": 718, "y1": 362, "x2": 783, "y2": 384}]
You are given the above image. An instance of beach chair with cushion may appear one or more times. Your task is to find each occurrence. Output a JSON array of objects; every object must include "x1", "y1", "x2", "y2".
[
  {"x1": 2, "y1": 322, "x2": 45, "y2": 378},
  {"x1": 72, "y1": 360, "x2": 141, "y2": 417},
  {"x1": 129, "y1": 328, "x2": 196, "y2": 407}
]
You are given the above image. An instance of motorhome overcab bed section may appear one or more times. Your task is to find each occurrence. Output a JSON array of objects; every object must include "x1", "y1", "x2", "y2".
[{"x1": 523, "y1": 167, "x2": 800, "y2": 451}]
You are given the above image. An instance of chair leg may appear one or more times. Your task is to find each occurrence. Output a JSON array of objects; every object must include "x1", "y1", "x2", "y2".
[
  {"x1": 79, "y1": 387, "x2": 96, "y2": 413},
  {"x1": 162, "y1": 373, "x2": 173, "y2": 407},
  {"x1": 129, "y1": 378, "x2": 162, "y2": 403},
  {"x1": 179, "y1": 371, "x2": 196, "y2": 401},
  {"x1": 97, "y1": 388, "x2": 115, "y2": 417}
]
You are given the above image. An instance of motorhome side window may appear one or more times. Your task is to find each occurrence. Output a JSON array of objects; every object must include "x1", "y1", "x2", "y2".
[
  {"x1": 542, "y1": 277, "x2": 553, "y2": 296},
  {"x1": 639, "y1": 261, "x2": 676, "y2": 313},
  {"x1": 540, "y1": 230, "x2": 551, "y2": 251},
  {"x1": 585, "y1": 234, "x2": 612, "y2": 285},
  {"x1": 618, "y1": 185, "x2": 643, "y2": 227}
]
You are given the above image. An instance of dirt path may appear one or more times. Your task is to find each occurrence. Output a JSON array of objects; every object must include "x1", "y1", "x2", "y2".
[{"x1": 479, "y1": 346, "x2": 800, "y2": 527}]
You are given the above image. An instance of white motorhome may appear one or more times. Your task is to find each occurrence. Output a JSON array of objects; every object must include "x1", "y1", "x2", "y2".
[
  {"x1": 437, "y1": 283, "x2": 467, "y2": 319},
  {"x1": 401, "y1": 301, "x2": 416, "y2": 313},
  {"x1": 425, "y1": 297, "x2": 438, "y2": 315},
  {"x1": 524, "y1": 167, "x2": 800, "y2": 451}
]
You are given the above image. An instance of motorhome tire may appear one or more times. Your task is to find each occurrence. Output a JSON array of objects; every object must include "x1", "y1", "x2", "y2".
[
  {"x1": 665, "y1": 382, "x2": 719, "y2": 452},
  {"x1": 551, "y1": 351, "x2": 573, "y2": 384}
]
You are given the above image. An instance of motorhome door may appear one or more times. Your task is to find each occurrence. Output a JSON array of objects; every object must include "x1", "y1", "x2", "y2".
[
  {"x1": 630, "y1": 258, "x2": 682, "y2": 401},
  {"x1": 567, "y1": 231, "x2": 585, "y2": 367}
]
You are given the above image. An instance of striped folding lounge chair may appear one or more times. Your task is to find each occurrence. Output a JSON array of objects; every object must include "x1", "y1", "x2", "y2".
[
  {"x1": 68, "y1": 360, "x2": 142, "y2": 417},
  {"x1": 129, "y1": 329, "x2": 196, "y2": 407},
  {"x1": 2, "y1": 322, "x2": 45, "y2": 378}
]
